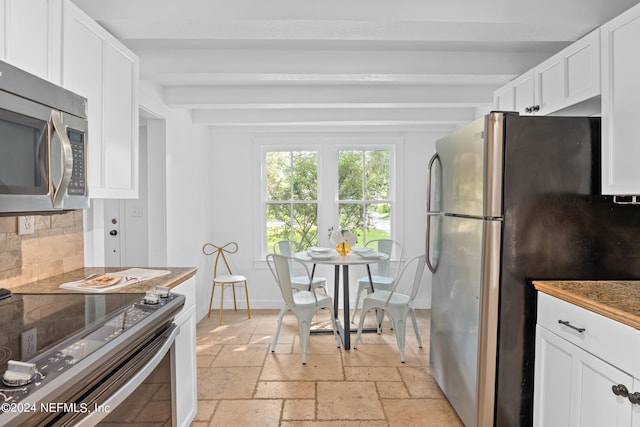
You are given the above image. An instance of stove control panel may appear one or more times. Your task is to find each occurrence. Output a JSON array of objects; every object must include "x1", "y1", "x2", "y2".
[{"x1": 0, "y1": 289, "x2": 181, "y2": 407}]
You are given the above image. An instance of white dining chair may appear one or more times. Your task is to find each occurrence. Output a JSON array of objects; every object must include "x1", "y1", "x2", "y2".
[
  {"x1": 266, "y1": 253, "x2": 340, "y2": 364},
  {"x1": 273, "y1": 240, "x2": 328, "y2": 295},
  {"x1": 353, "y1": 254, "x2": 427, "y2": 363},
  {"x1": 351, "y1": 239, "x2": 403, "y2": 323}
]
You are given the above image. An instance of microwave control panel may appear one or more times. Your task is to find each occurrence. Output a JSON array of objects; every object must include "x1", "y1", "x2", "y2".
[{"x1": 67, "y1": 129, "x2": 86, "y2": 195}]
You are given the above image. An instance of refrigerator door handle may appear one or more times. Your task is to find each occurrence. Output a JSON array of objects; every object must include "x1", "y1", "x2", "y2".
[{"x1": 426, "y1": 152, "x2": 441, "y2": 273}]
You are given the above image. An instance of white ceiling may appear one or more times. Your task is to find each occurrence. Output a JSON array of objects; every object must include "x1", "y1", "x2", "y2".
[{"x1": 71, "y1": 0, "x2": 640, "y2": 133}]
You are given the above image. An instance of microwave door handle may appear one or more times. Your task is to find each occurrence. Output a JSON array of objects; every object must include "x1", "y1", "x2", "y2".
[
  {"x1": 49, "y1": 110, "x2": 73, "y2": 209},
  {"x1": 426, "y1": 152, "x2": 440, "y2": 274}
]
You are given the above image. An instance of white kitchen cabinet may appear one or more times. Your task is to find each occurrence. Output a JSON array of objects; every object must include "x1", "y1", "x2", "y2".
[
  {"x1": 61, "y1": 0, "x2": 139, "y2": 199},
  {"x1": 494, "y1": 83, "x2": 515, "y2": 112},
  {"x1": 534, "y1": 293, "x2": 640, "y2": 427},
  {"x1": 0, "y1": 0, "x2": 61, "y2": 82},
  {"x1": 513, "y1": 72, "x2": 536, "y2": 115},
  {"x1": 493, "y1": 29, "x2": 600, "y2": 117},
  {"x1": 493, "y1": 71, "x2": 535, "y2": 115},
  {"x1": 601, "y1": 3, "x2": 640, "y2": 195},
  {"x1": 172, "y1": 277, "x2": 198, "y2": 427}
]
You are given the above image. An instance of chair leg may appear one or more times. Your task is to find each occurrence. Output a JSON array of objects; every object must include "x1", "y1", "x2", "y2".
[
  {"x1": 243, "y1": 280, "x2": 251, "y2": 319},
  {"x1": 375, "y1": 309, "x2": 385, "y2": 334},
  {"x1": 410, "y1": 308, "x2": 423, "y2": 348},
  {"x1": 298, "y1": 318, "x2": 311, "y2": 365},
  {"x1": 351, "y1": 285, "x2": 368, "y2": 323},
  {"x1": 208, "y1": 283, "x2": 216, "y2": 318},
  {"x1": 353, "y1": 305, "x2": 369, "y2": 349},
  {"x1": 327, "y1": 307, "x2": 341, "y2": 348},
  {"x1": 394, "y1": 316, "x2": 407, "y2": 363},
  {"x1": 271, "y1": 308, "x2": 287, "y2": 352},
  {"x1": 232, "y1": 284, "x2": 238, "y2": 311},
  {"x1": 219, "y1": 285, "x2": 225, "y2": 325}
]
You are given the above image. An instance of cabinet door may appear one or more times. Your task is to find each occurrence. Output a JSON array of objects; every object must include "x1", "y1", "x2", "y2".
[
  {"x1": 564, "y1": 30, "x2": 600, "y2": 105},
  {"x1": 61, "y1": 0, "x2": 138, "y2": 199},
  {"x1": 493, "y1": 84, "x2": 515, "y2": 111},
  {"x1": 601, "y1": 4, "x2": 640, "y2": 195},
  {"x1": 535, "y1": 57, "x2": 564, "y2": 115},
  {"x1": 513, "y1": 72, "x2": 535, "y2": 115},
  {"x1": 534, "y1": 326, "x2": 575, "y2": 427},
  {"x1": 535, "y1": 326, "x2": 634, "y2": 427},
  {"x1": 174, "y1": 306, "x2": 197, "y2": 427},
  {"x1": 102, "y1": 42, "x2": 138, "y2": 196},
  {"x1": 573, "y1": 342, "x2": 634, "y2": 427},
  {"x1": 0, "y1": 0, "x2": 59, "y2": 82},
  {"x1": 172, "y1": 278, "x2": 197, "y2": 427}
]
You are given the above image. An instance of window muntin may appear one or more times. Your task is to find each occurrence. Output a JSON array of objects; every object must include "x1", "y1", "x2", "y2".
[
  {"x1": 338, "y1": 149, "x2": 391, "y2": 243},
  {"x1": 265, "y1": 151, "x2": 319, "y2": 250}
]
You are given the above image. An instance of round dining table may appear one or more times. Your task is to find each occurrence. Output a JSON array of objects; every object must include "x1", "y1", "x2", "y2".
[{"x1": 294, "y1": 249, "x2": 389, "y2": 349}]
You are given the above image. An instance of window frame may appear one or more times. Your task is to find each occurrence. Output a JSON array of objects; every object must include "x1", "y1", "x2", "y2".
[
  {"x1": 335, "y1": 147, "x2": 395, "y2": 245},
  {"x1": 254, "y1": 136, "x2": 402, "y2": 260}
]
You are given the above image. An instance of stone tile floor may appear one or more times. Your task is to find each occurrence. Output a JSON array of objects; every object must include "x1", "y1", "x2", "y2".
[{"x1": 192, "y1": 308, "x2": 463, "y2": 426}]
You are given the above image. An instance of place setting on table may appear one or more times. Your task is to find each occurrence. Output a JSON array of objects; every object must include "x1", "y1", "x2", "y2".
[{"x1": 293, "y1": 228, "x2": 389, "y2": 349}]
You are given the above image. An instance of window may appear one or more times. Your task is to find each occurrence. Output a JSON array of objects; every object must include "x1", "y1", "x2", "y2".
[
  {"x1": 265, "y1": 150, "x2": 319, "y2": 251},
  {"x1": 338, "y1": 149, "x2": 391, "y2": 243},
  {"x1": 260, "y1": 141, "x2": 396, "y2": 256}
]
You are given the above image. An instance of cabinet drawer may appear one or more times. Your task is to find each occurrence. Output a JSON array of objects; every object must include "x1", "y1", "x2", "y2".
[{"x1": 537, "y1": 293, "x2": 636, "y2": 374}]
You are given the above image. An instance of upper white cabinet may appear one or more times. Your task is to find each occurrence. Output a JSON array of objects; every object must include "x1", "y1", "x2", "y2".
[
  {"x1": 0, "y1": 0, "x2": 61, "y2": 82},
  {"x1": 601, "y1": 3, "x2": 640, "y2": 195},
  {"x1": 493, "y1": 29, "x2": 600, "y2": 117},
  {"x1": 61, "y1": 0, "x2": 139, "y2": 199}
]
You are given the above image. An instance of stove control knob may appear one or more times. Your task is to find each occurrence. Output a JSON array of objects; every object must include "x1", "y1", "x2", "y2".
[
  {"x1": 3, "y1": 360, "x2": 37, "y2": 386},
  {"x1": 155, "y1": 286, "x2": 170, "y2": 298},
  {"x1": 143, "y1": 291, "x2": 159, "y2": 305}
]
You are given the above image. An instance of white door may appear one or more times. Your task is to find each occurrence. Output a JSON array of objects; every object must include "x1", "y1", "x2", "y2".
[{"x1": 104, "y1": 200, "x2": 122, "y2": 267}]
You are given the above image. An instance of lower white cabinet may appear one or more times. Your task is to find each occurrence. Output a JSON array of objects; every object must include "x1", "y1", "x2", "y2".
[
  {"x1": 172, "y1": 277, "x2": 197, "y2": 427},
  {"x1": 534, "y1": 293, "x2": 640, "y2": 427}
]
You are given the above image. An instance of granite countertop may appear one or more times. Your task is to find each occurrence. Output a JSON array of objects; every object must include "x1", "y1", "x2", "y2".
[
  {"x1": 10, "y1": 267, "x2": 197, "y2": 294},
  {"x1": 533, "y1": 280, "x2": 640, "y2": 329}
]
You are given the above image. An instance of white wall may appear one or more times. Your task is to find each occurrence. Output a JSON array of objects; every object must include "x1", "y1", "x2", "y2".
[
  {"x1": 139, "y1": 81, "x2": 213, "y2": 321},
  {"x1": 204, "y1": 129, "x2": 444, "y2": 313}
]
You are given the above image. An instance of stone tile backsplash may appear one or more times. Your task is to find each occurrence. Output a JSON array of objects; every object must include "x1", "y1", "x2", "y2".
[{"x1": 0, "y1": 211, "x2": 84, "y2": 290}]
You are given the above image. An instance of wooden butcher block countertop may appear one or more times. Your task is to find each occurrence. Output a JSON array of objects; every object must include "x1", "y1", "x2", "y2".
[
  {"x1": 10, "y1": 267, "x2": 197, "y2": 294},
  {"x1": 533, "y1": 280, "x2": 640, "y2": 330}
]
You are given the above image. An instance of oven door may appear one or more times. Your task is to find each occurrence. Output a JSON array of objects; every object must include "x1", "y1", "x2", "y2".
[{"x1": 58, "y1": 323, "x2": 178, "y2": 426}]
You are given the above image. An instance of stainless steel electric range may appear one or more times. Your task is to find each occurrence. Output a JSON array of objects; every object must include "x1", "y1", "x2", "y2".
[{"x1": 0, "y1": 287, "x2": 184, "y2": 426}]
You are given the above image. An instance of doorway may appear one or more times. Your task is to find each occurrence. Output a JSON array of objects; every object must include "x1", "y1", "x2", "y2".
[{"x1": 104, "y1": 107, "x2": 167, "y2": 267}]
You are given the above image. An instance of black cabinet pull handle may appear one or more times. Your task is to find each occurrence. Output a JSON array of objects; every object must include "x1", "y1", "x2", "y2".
[
  {"x1": 629, "y1": 392, "x2": 640, "y2": 404},
  {"x1": 612, "y1": 384, "x2": 629, "y2": 397},
  {"x1": 558, "y1": 320, "x2": 585, "y2": 333},
  {"x1": 532, "y1": 105, "x2": 540, "y2": 112}
]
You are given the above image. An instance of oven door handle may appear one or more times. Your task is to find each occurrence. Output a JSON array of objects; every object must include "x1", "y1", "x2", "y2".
[{"x1": 75, "y1": 324, "x2": 179, "y2": 426}]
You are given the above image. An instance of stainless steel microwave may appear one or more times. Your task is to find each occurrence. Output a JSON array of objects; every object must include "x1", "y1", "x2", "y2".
[{"x1": 0, "y1": 60, "x2": 89, "y2": 215}]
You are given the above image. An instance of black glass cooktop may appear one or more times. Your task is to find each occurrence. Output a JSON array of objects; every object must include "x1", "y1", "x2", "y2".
[{"x1": 0, "y1": 293, "x2": 143, "y2": 375}]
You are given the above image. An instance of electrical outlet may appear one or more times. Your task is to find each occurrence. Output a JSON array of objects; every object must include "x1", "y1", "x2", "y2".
[
  {"x1": 18, "y1": 216, "x2": 35, "y2": 235},
  {"x1": 21, "y1": 328, "x2": 37, "y2": 359}
]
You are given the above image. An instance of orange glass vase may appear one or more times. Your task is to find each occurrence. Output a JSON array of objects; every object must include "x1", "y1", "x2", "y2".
[{"x1": 335, "y1": 242, "x2": 351, "y2": 256}]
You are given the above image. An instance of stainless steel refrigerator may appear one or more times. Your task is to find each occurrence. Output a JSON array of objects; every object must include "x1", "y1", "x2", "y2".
[{"x1": 426, "y1": 111, "x2": 640, "y2": 427}]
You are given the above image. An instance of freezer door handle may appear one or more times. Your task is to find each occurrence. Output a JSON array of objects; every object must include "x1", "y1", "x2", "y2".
[{"x1": 426, "y1": 152, "x2": 441, "y2": 273}]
